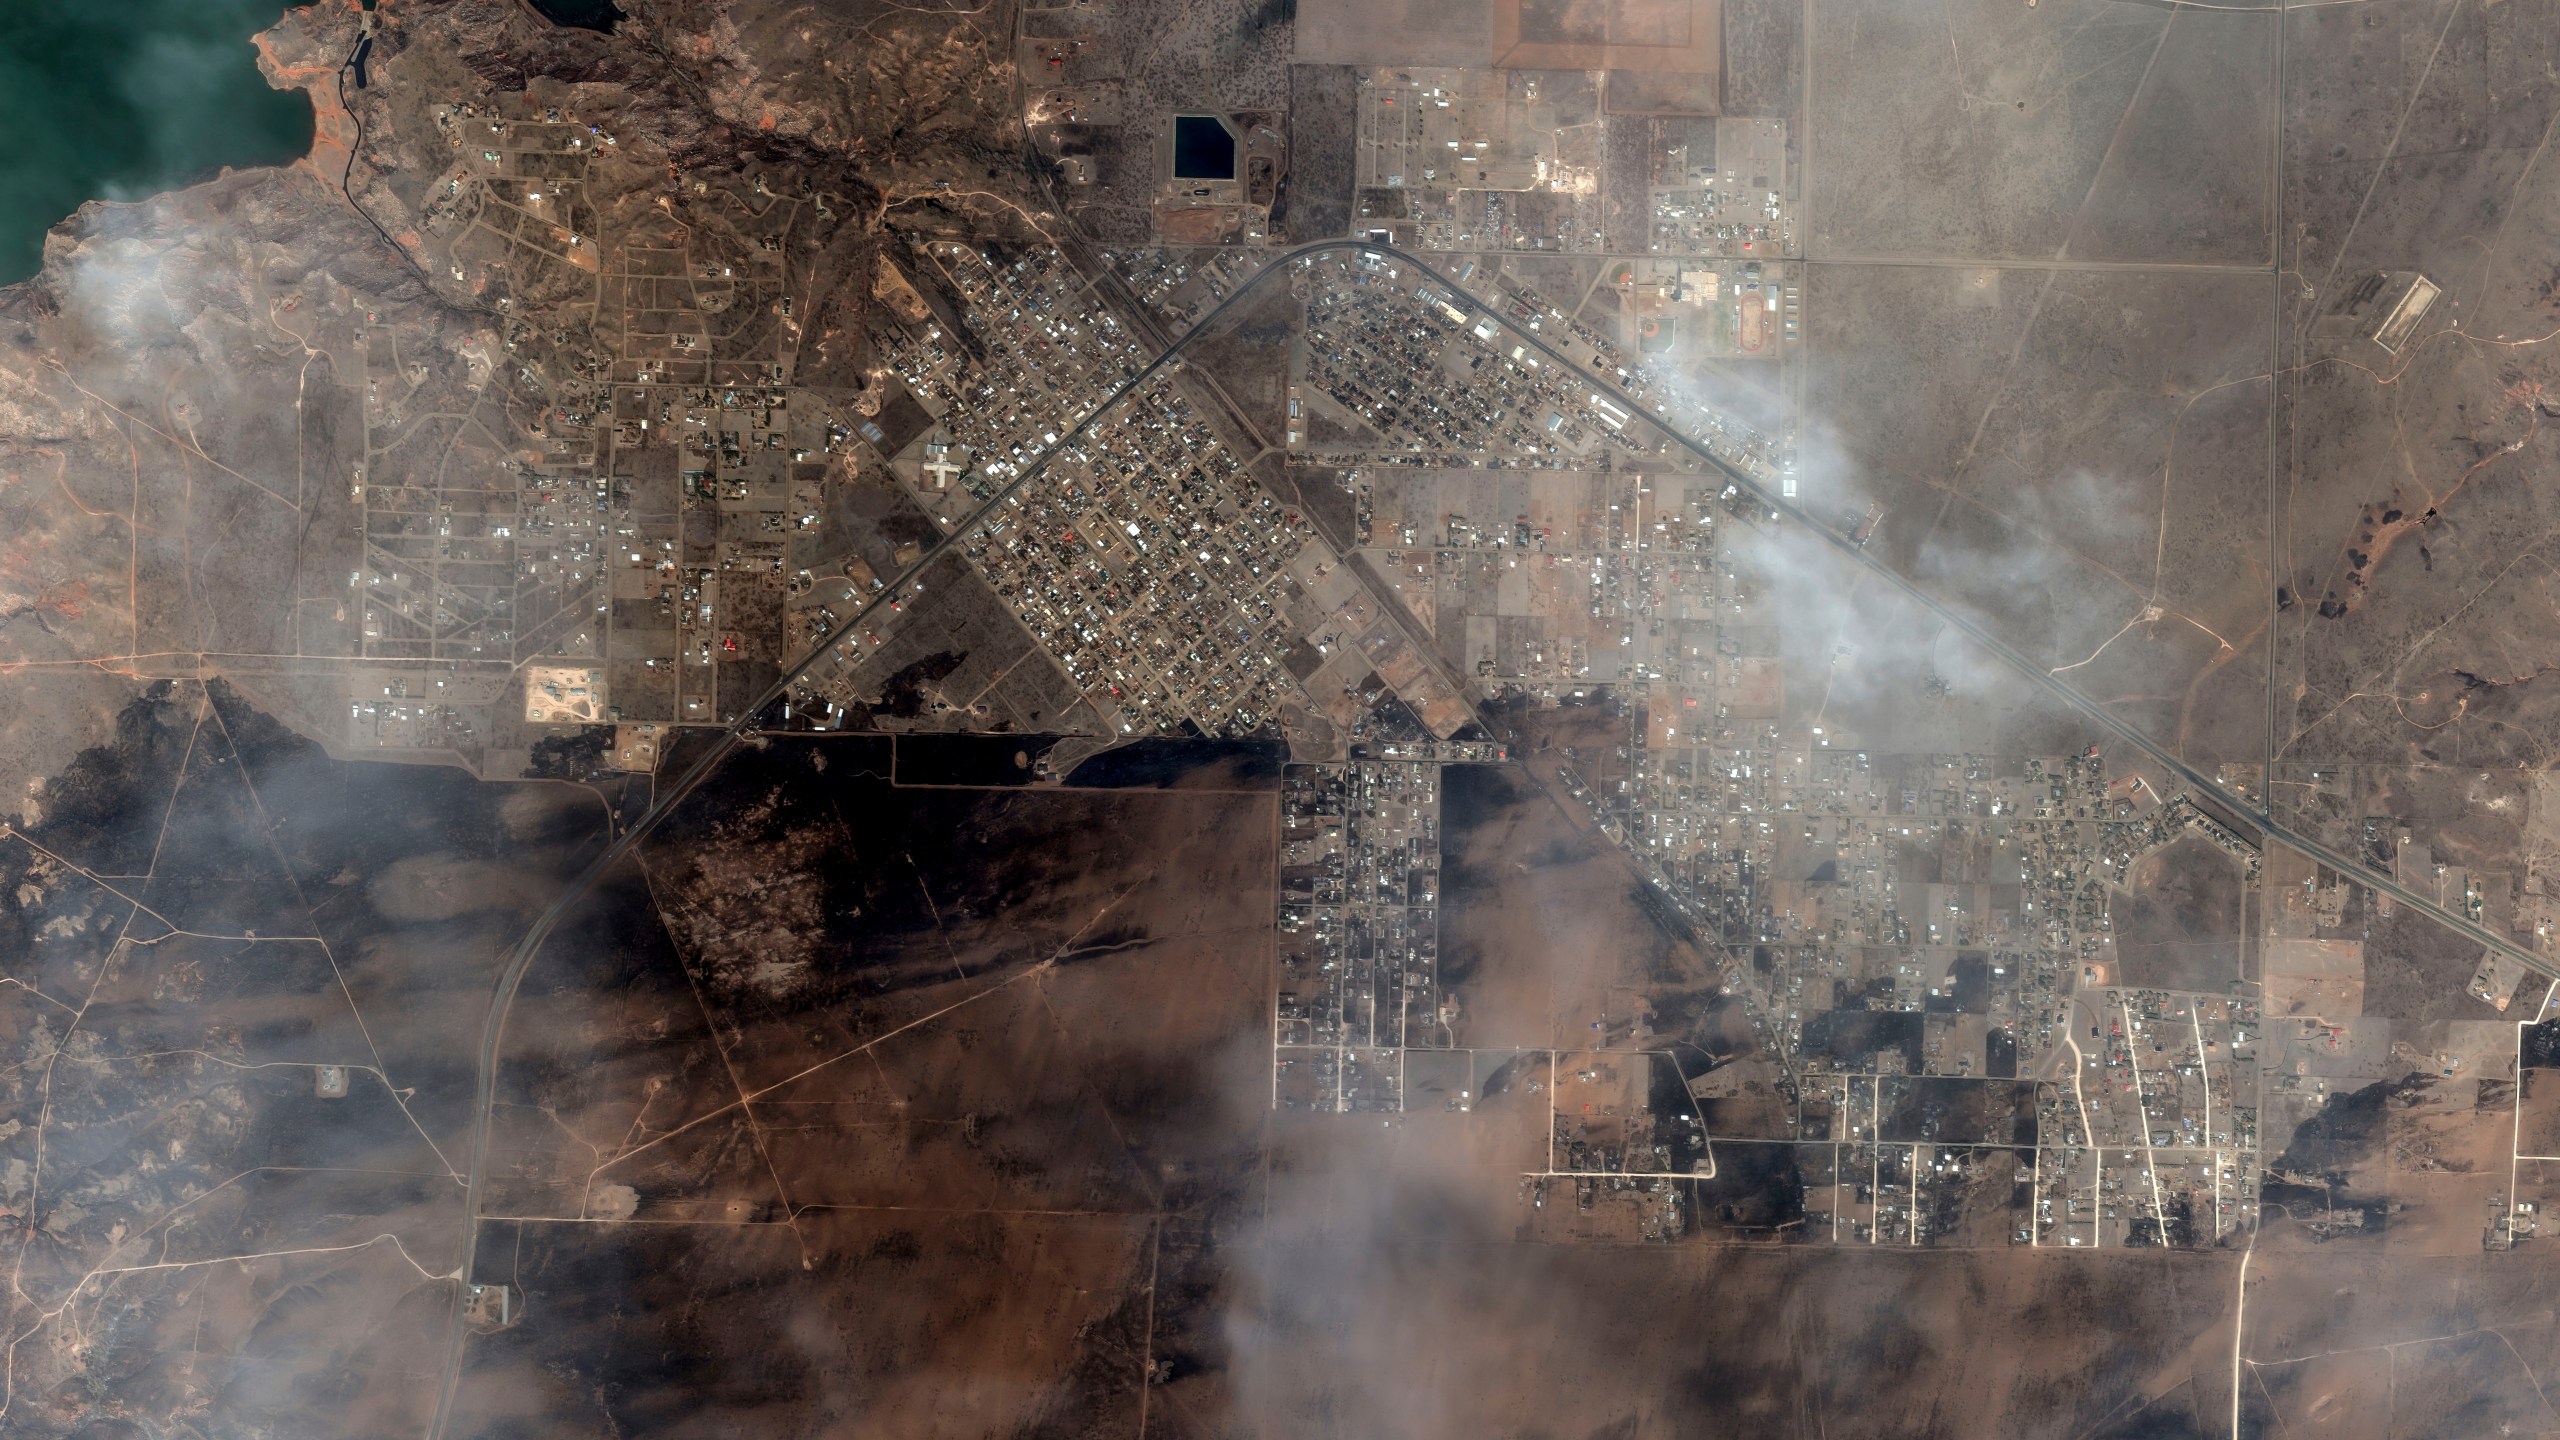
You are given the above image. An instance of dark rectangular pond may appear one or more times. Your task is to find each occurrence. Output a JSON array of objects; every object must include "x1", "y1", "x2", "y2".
[
  {"x1": 1171, "y1": 115, "x2": 1236, "y2": 180},
  {"x1": 528, "y1": 0, "x2": 624, "y2": 31}
]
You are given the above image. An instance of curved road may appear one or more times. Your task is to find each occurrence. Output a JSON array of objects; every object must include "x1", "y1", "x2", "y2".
[{"x1": 424, "y1": 236, "x2": 2553, "y2": 1434}]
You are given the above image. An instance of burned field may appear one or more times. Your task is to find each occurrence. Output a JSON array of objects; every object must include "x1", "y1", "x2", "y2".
[
  {"x1": 0, "y1": 690, "x2": 1295, "y2": 1439},
  {"x1": 444, "y1": 734, "x2": 1282, "y2": 1435},
  {"x1": 23, "y1": 689, "x2": 2560, "y2": 1440},
  {"x1": 1437, "y1": 759, "x2": 1721, "y2": 1051},
  {"x1": 0, "y1": 681, "x2": 621, "y2": 1437},
  {"x1": 12, "y1": 0, "x2": 2560, "y2": 1432}
]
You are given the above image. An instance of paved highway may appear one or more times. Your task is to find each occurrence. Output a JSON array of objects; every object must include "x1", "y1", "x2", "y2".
[
  {"x1": 424, "y1": 235, "x2": 2546, "y2": 1434},
  {"x1": 424, "y1": 237, "x2": 1382, "y2": 1438}
]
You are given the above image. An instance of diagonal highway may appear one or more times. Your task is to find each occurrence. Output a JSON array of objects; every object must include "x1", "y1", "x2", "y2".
[
  {"x1": 1361, "y1": 246, "x2": 2557, "y2": 990},
  {"x1": 424, "y1": 237, "x2": 1370, "y2": 1439},
  {"x1": 424, "y1": 236, "x2": 2550, "y2": 1435}
]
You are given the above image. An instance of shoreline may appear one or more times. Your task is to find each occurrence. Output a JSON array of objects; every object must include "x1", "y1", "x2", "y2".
[
  {"x1": 1, "y1": 0, "x2": 347, "y2": 293},
  {"x1": 253, "y1": 0, "x2": 359, "y2": 190}
]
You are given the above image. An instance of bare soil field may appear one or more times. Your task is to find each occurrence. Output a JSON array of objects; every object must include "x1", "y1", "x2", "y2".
[
  {"x1": 2113, "y1": 835, "x2": 2247, "y2": 993},
  {"x1": 1799, "y1": 261, "x2": 2273, "y2": 766},
  {"x1": 1806, "y1": 0, "x2": 2275, "y2": 264}
]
